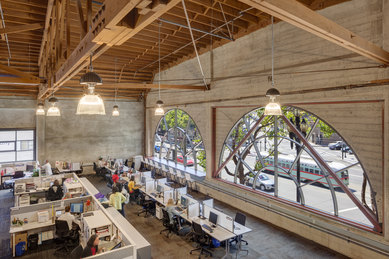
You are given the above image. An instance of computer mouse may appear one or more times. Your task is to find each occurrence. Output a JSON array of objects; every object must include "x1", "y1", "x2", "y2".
[{"x1": 210, "y1": 229, "x2": 213, "y2": 233}]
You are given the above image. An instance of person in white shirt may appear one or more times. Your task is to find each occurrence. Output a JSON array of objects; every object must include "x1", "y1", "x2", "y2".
[
  {"x1": 97, "y1": 158, "x2": 105, "y2": 168},
  {"x1": 58, "y1": 205, "x2": 80, "y2": 230},
  {"x1": 41, "y1": 160, "x2": 52, "y2": 176}
]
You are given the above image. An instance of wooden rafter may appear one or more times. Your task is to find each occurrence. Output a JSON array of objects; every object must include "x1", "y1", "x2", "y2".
[
  {"x1": 0, "y1": 23, "x2": 43, "y2": 34},
  {"x1": 65, "y1": 82, "x2": 207, "y2": 90},
  {"x1": 237, "y1": 0, "x2": 389, "y2": 65},
  {"x1": 0, "y1": 63, "x2": 40, "y2": 84}
]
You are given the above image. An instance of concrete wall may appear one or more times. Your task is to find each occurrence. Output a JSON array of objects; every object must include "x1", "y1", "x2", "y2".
[
  {"x1": 38, "y1": 99, "x2": 144, "y2": 163},
  {"x1": 0, "y1": 97, "x2": 144, "y2": 165},
  {"x1": 145, "y1": 0, "x2": 389, "y2": 257}
]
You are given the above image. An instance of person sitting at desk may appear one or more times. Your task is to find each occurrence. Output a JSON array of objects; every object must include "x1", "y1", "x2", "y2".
[
  {"x1": 81, "y1": 234, "x2": 105, "y2": 257},
  {"x1": 109, "y1": 186, "x2": 126, "y2": 217},
  {"x1": 112, "y1": 172, "x2": 119, "y2": 184},
  {"x1": 58, "y1": 205, "x2": 80, "y2": 230},
  {"x1": 41, "y1": 160, "x2": 52, "y2": 176},
  {"x1": 97, "y1": 157, "x2": 105, "y2": 168},
  {"x1": 127, "y1": 176, "x2": 140, "y2": 193},
  {"x1": 165, "y1": 199, "x2": 186, "y2": 230},
  {"x1": 47, "y1": 180, "x2": 63, "y2": 201}
]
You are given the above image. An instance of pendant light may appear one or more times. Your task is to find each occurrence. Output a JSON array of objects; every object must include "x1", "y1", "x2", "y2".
[
  {"x1": 77, "y1": 53, "x2": 105, "y2": 115},
  {"x1": 264, "y1": 16, "x2": 282, "y2": 116},
  {"x1": 36, "y1": 102, "x2": 45, "y2": 115},
  {"x1": 155, "y1": 22, "x2": 165, "y2": 116},
  {"x1": 112, "y1": 58, "x2": 119, "y2": 116},
  {"x1": 46, "y1": 96, "x2": 61, "y2": 116}
]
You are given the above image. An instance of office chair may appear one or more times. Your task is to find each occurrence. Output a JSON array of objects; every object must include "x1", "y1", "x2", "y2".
[
  {"x1": 54, "y1": 220, "x2": 78, "y2": 256},
  {"x1": 190, "y1": 221, "x2": 212, "y2": 258},
  {"x1": 13, "y1": 171, "x2": 24, "y2": 179},
  {"x1": 160, "y1": 209, "x2": 174, "y2": 238},
  {"x1": 106, "y1": 174, "x2": 114, "y2": 189},
  {"x1": 137, "y1": 194, "x2": 154, "y2": 217},
  {"x1": 229, "y1": 212, "x2": 248, "y2": 246},
  {"x1": 70, "y1": 244, "x2": 83, "y2": 259}
]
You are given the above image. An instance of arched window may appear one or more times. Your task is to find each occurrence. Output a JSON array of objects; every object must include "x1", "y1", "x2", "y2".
[
  {"x1": 154, "y1": 109, "x2": 206, "y2": 171},
  {"x1": 218, "y1": 106, "x2": 380, "y2": 231}
]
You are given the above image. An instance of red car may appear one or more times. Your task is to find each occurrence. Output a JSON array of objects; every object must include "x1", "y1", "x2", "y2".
[{"x1": 177, "y1": 155, "x2": 194, "y2": 166}]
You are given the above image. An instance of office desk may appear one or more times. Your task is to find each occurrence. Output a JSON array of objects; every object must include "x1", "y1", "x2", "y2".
[
  {"x1": 10, "y1": 220, "x2": 55, "y2": 257},
  {"x1": 139, "y1": 187, "x2": 165, "y2": 205}
]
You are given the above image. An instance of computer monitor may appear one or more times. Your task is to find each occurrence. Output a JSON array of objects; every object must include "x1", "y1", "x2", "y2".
[
  {"x1": 26, "y1": 165, "x2": 34, "y2": 172},
  {"x1": 141, "y1": 176, "x2": 147, "y2": 184},
  {"x1": 181, "y1": 196, "x2": 188, "y2": 207},
  {"x1": 111, "y1": 242, "x2": 122, "y2": 251},
  {"x1": 70, "y1": 203, "x2": 84, "y2": 213},
  {"x1": 156, "y1": 184, "x2": 163, "y2": 193},
  {"x1": 56, "y1": 210, "x2": 62, "y2": 217},
  {"x1": 209, "y1": 211, "x2": 218, "y2": 225}
]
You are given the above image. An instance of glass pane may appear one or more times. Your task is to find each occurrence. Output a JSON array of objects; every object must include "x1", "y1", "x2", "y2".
[
  {"x1": 0, "y1": 131, "x2": 15, "y2": 141},
  {"x1": 17, "y1": 130, "x2": 34, "y2": 140},
  {"x1": 17, "y1": 140, "x2": 33, "y2": 151},
  {"x1": 17, "y1": 151, "x2": 34, "y2": 161},
  {"x1": 0, "y1": 142, "x2": 15, "y2": 151},
  {"x1": 0, "y1": 152, "x2": 15, "y2": 163}
]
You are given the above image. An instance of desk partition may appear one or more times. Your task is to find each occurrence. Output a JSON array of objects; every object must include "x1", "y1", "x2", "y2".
[{"x1": 203, "y1": 205, "x2": 234, "y2": 232}]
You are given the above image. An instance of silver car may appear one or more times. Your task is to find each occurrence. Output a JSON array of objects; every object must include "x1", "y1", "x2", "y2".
[{"x1": 245, "y1": 173, "x2": 274, "y2": 191}]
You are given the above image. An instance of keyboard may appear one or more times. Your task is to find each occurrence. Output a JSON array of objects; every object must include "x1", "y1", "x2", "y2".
[
  {"x1": 150, "y1": 193, "x2": 157, "y2": 197},
  {"x1": 175, "y1": 206, "x2": 184, "y2": 212},
  {"x1": 202, "y1": 224, "x2": 212, "y2": 232}
]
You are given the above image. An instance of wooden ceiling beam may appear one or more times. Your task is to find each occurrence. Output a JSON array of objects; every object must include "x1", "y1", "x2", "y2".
[
  {"x1": 38, "y1": 0, "x2": 54, "y2": 67},
  {"x1": 237, "y1": 0, "x2": 389, "y2": 65},
  {"x1": 89, "y1": 82, "x2": 207, "y2": 90},
  {"x1": 0, "y1": 63, "x2": 41, "y2": 84},
  {"x1": 0, "y1": 23, "x2": 43, "y2": 34}
]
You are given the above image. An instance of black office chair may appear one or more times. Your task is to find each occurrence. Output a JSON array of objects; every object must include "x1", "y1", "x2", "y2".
[
  {"x1": 190, "y1": 221, "x2": 212, "y2": 258},
  {"x1": 160, "y1": 209, "x2": 175, "y2": 238},
  {"x1": 13, "y1": 171, "x2": 24, "y2": 179},
  {"x1": 106, "y1": 174, "x2": 114, "y2": 189},
  {"x1": 229, "y1": 212, "x2": 248, "y2": 246},
  {"x1": 137, "y1": 194, "x2": 154, "y2": 217},
  {"x1": 70, "y1": 244, "x2": 83, "y2": 259},
  {"x1": 54, "y1": 220, "x2": 78, "y2": 256}
]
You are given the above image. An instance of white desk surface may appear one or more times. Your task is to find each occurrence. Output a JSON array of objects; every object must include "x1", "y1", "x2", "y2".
[
  {"x1": 10, "y1": 220, "x2": 54, "y2": 234},
  {"x1": 139, "y1": 187, "x2": 165, "y2": 205},
  {"x1": 192, "y1": 218, "x2": 236, "y2": 242},
  {"x1": 15, "y1": 188, "x2": 49, "y2": 196},
  {"x1": 233, "y1": 222, "x2": 252, "y2": 236},
  {"x1": 83, "y1": 210, "x2": 111, "y2": 229}
]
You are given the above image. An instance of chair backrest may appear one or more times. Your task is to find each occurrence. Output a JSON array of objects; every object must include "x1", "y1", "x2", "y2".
[
  {"x1": 70, "y1": 244, "x2": 83, "y2": 258},
  {"x1": 192, "y1": 221, "x2": 204, "y2": 235},
  {"x1": 13, "y1": 171, "x2": 24, "y2": 179},
  {"x1": 168, "y1": 167, "x2": 175, "y2": 175},
  {"x1": 93, "y1": 162, "x2": 97, "y2": 170},
  {"x1": 162, "y1": 209, "x2": 170, "y2": 225},
  {"x1": 235, "y1": 212, "x2": 246, "y2": 226},
  {"x1": 55, "y1": 220, "x2": 69, "y2": 236}
]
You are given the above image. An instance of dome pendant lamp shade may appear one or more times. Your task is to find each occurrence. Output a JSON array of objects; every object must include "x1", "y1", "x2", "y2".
[
  {"x1": 36, "y1": 102, "x2": 45, "y2": 115},
  {"x1": 77, "y1": 53, "x2": 105, "y2": 115},
  {"x1": 154, "y1": 100, "x2": 164, "y2": 116},
  {"x1": 264, "y1": 88, "x2": 282, "y2": 116},
  {"x1": 112, "y1": 105, "x2": 120, "y2": 116},
  {"x1": 46, "y1": 97, "x2": 61, "y2": 116},
  {"x1": 76, "y1": 86, "x2": 105, "y2": 115}
]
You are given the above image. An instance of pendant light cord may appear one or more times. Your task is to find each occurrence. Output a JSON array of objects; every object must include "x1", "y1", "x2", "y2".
[
  {"x1": 114, "y1": 58, "x2": 118, "y2": 103},
  {"x1": 158, "y1": 22, "x2": 161, "y2": 100},
  {"x1": 271, "y1": 16, "x2": 274, "y2": 87}
]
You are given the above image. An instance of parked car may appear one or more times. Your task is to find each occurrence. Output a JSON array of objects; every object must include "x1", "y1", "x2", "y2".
[
  {"x1": 328, "y1": 141, "x2": 345, "y2": 150},
  {"x1": 177, "y1": 155, "x2": 194, "y2": 166},
  {"x1": 245, "y1": 173, "x2": 274, "y2": 191}
]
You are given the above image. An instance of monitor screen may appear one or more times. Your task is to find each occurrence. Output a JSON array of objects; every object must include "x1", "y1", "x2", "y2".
[
  {"x1": 56, "y1": 210, "x2": 62, "y2": 217},
  {"x1": 141, "y1": 176, "x2": 147, "y2": 184},
  {"x1": 209, "y1": 211, "x2": 218, "y2": 225},
  {"x1": 181, "y1": 196, "x2": 187, "y2": 207},
  {"x1": 156, "y1": 184, "x2": 163, "y2": 193},
  {"x1": 70, "y1": 203, "x2": 84, "y2": 213}
]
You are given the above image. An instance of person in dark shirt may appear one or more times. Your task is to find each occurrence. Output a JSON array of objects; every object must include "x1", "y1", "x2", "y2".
[
  {"x1": 81, "y1": 234, "x2": 104, "y2": 257},
  {"x1": 47, "y1": 180, "x2": 63, "y2": 201}
]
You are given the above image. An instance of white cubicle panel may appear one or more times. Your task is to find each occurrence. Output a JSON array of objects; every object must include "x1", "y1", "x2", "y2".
[
  {"x1": 90, "y1": 244, "x2": 135, "y2": 259},
  {"x1": 203, "y1": 205, "x2": 234, "y2": 232},
  {"x1": 174, "y1": 186, "x2": 187, "y2": 201},
  {"x1": 162, "y1": 164, "x2": 169, "y2": 171},
  {"x1": 157, "y1": 178, "x2": 167, "y2": 185},
  {"x1": 163, "y1": 190, "x2": 174, "y2": 204},
  {"x1": 203, "y1": 199, "x2": 214, "y2": 208},
  {"x1": 188, "y1": 202, "x2": 200, "y2": 219},
  {"x1": 145, "y1": 180, "x2": 155, "y2": 193},
  {"x1": 142, "y1": 171, "x2": 152, "y2": 178}
]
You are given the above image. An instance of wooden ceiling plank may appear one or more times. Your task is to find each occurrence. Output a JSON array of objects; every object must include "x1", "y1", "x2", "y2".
[
  {"x1": 38, "y1": 0, "x2": 54, "y2": 67},
  {"x1": 0, "y1": 63, "x2": 40, "y2": 84}
]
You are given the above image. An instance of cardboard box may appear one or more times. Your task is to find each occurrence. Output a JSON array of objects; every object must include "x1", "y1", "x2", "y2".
[{"x1": 13, "y1": 232, "x2": 28, "y2": 252}]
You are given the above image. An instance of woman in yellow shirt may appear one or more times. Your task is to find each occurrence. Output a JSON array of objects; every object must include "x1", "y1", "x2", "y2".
[
  {"x1": 109, "y1": 186, "x2": 126, "y2": 217},
  {"x1": 128, "y1": 175, "x2": 140, "y2": 204}
]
